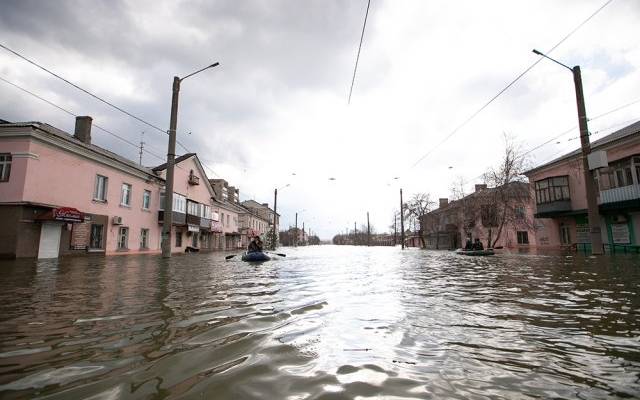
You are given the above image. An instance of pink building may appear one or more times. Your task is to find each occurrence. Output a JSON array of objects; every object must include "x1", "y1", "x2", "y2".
[
  {"x1": 524, "y1": 121, "x2": 640, "y2": 250},
  {"x1": 421, "y1": 182, "x2": 540, "y2": 250},
  {"x1": 0, "y1": 117, "x2": 218, "y2": 258}
]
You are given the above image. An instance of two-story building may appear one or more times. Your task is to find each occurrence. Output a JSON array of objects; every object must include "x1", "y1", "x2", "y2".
[
  {"x1": 152, "y1": 153, "x2": 217, "y2": 253},
  {"x1": 524, "y1": 120, "x2": 640, "y2": 250},
  {"x1": 421, "y1": 182, "x2": 539, "y2": 250},
  {"x1": 0, "y1": 117, "x2": 164, "y2": 258}
]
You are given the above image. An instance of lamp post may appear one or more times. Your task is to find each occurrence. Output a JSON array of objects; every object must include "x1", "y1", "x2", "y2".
[
  {"x1": 294, "y1": 208, "x2": 306, "y2": 247},
  {"x1": 271, "y1": 183, "x2": 290, "y2": 250},
  {"x1": 532, "y1": 49, "x2": 603, "y2": 255},
  {"x1": 162, "y1": 62, "x2": 220, "y2": 258}
]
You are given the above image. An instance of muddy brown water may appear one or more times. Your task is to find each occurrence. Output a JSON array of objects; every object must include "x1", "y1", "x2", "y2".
[{"x1": 0, "y1": 246, "x2": 639, "y2": 399}]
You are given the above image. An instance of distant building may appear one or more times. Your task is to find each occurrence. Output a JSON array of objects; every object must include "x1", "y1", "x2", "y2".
[
  {"x1": 524, "y1": 120, "x2": 640, "y2": 250},
  {"x1": 421, "y1": 182, "x2": 539, "y2": 250}
]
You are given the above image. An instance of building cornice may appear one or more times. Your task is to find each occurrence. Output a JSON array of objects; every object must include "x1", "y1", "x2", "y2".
[{"x1": 1, "y1": 124, "x2": 164, "y2": 183}]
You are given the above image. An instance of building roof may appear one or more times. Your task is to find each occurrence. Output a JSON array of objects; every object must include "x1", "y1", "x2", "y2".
[
  {"x1": 0, "y1": 121, "x2": 160, "y2": 180},
  {"x1": 524, "y1": 119, "x2": 640, "y2": 175},
  {"x1": 152, "y1": 153, "x2": 196, "y2": 172}
]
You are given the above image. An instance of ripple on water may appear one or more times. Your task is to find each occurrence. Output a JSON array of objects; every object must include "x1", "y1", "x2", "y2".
[{"x1": 0, "y1": 247, "x2": 639, "y2": 399}]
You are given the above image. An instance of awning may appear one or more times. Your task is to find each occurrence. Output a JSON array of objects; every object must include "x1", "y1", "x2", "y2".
[{"x1": 37, "y1": 207, "x2": 85, "y2": 223}]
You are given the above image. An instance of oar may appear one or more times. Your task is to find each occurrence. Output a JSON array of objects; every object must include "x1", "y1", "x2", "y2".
[
  {"x1": 225, "y1": 254, "x2": 238, "y2": 260},
  {"x1": 266, "y1": 251, "x2": 286, "y2": 257}
]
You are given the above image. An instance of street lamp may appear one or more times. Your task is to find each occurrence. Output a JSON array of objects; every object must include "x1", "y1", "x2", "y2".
[
  {"x1": 271, "y1": 183, "x2": 290, "y2": 250},
  {"x1": 161, "y1": 62, "x2": 220, "y2": 258},
  {"x1": 294, "y1": 208, "x2": 306, "y2": 247},
  {"x1": 532, "y1": 49, "x2": 603, "y2": 255}
]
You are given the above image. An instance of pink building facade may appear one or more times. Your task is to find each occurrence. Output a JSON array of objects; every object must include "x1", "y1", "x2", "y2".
[
  {"x1": 0, "y1": 117, "x2": 218, "y2": 258},
  {"x1": 524, "y1": 121, "x2": 640, "y2": 250}
]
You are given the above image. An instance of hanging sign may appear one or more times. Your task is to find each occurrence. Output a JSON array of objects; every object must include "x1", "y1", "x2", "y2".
[
  {"x1": 611, "y1": 224, "x2": 630, "y2": 244},
  {"x1": 46, "y1": 207, "x2": 84, "y2": 223}
]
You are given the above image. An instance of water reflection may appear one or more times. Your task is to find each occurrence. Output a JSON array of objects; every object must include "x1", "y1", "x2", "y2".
[{"x1": 0, "y1": 247, "x2": 638, "y2": 399}]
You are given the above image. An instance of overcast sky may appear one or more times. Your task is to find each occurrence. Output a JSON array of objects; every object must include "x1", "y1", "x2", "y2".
[{"x1": 1, "y1": 0, "x2": 639, "y2": 239}]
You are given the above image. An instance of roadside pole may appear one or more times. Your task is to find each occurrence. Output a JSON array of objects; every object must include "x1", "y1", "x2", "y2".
[
  {"x1": 400, "y1": 189, "x2": 405, "y2": 249},
  {"x1": 367, "y1": 212, "x2": 370, "y2": 246}
]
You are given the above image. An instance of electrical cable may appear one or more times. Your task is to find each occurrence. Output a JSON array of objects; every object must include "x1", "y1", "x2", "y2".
[
  {"x1": 408, "y1": 0, "x2": 615, "y2": 169},
  {"x1": 348, "y1": 0, "x2": 372, "y2": 105}
]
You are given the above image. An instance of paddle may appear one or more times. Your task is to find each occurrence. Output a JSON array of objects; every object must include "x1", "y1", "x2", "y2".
[
  {"x1": 266, "y1": 251, "x2": 286, "y2": 257},
  {"x1": 225, "y1": 254, "x2": 237, "y2": 260}
]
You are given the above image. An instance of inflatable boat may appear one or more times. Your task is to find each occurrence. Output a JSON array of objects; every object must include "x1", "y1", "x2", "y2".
[
  {"x1": 241, "y1": 251, "x2": 271, "y2": 262},
  {"x1": 455, "y1": 248, "x2": 495, "y2": 256}
]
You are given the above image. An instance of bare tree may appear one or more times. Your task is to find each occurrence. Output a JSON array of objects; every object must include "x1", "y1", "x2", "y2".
[
  {"x1": 481, "y1": 134, "x2": 532, "y2": 248},
  {"x1": 404, "y1": 192, "x2": 436, "y2": 248}
]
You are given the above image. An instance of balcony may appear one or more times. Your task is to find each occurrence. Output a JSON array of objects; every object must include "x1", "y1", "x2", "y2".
[
  {"x1": 599, "y1": 184, "x2": 640, "y2": 208},
  {"x1": 158, "y1": 210, "x2": 186, "y2": 225},
  {"x1": 188, "y1": 173, "x2": 200, "y2": 186},
  {"x1": 535, "y1": 200, "x2": 572, "y2": 218},
  {"x1": 200, "y1": 217, "x2": 211, "y2": 230}
]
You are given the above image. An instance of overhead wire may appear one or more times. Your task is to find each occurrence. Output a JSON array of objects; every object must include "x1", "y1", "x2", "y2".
[
  {"x1": 407, "y1": 0, "x2": 615, "y2": 169},
  {"x1": 1, "y1": 75, "x2": 170, "y2": 164},
  {"x1": 348, "y1": 0, "x2": 372, "y2": 105},
  {"x1": 0, "y1": 42, "x2": 221, "y2": 177}
]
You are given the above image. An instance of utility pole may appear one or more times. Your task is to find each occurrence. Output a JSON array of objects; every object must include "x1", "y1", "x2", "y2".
[
  {"x1": 161, "y1": 62, "x2": 219, "y2": 258},
  {"x1": 367, "y1": 212, "x2": 370, "y2": 246},
  {"x1": 302, "y1": 221, "x2": 305, "y2": 245},
  {"x1": 400, "y1": 188, "x2": 405, "y2": 249},
  {"x1": 294, "y1": 212, "x2": 298, "y2": 247},
  {"x1": 394, "y1": 214, "x2": 397, "y2": 246},
  {"x1": 354, "y1": 222, "x2": 357, "y2": 245},
  {"x1": 138, "y1": 131, "x2": 145, "y2": 165},
  {"x1": 532, "y1": 50, "x2": 603, "y2": 255},
  {"x1": 272, "y1": 188, "x2": 278, "y2": 250},
  {"x1": 161, "y1": 77, "x2": 180, "y2": 258},
  {"x1": 573, "y1": 66, "x2": 603, "y2": 255}
]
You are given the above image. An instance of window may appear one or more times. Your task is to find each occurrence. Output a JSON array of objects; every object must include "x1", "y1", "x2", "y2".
[
  {"x1": 159, "y1": 191, "x2": 166, "y2": 211},
  {"x1": 227, "y1": 214, "x2": 230, "y2": 226},
  {"x1": 90, "y1": 224, "x2": 103, "y2": 249},
  {"x1": 175, "y1": 230, "x2": 182, "y2": 247},
  {"x1": 221, "y1": 212, "x2": 225, "y2": 226},
  {"x1": 117, "y1": 227, "x2": 129, "y2": 249},
  {"x1": 517, "y1": 231, "x2": 529, "y2": 245},
  {"x1": 535, "y1": 176, "x2": 570, "y2": 204},
  {"x1": 121, "y1": 183, "x2": 132, "y2": 206},
  {"x1": 94, "y1": 175, "x2": 108, "y2": 201},
  {"x1": 140, "y1": 228, "x2": 149, "y2": 249},
  {"x1": 173, "y1": 193, "x2": 186, "y2": 213},
  {"x1": 192, "y1": 233, "x2": 198, "y2": 247},
  {"x1": 515, "y1": 206, "x2": 525, "y2": 220},
  {"x1": 142, "y1": 190, "x2": 151, "y2": 210},
  {"x1": 0, "y1": 154, "x2": 11, "y2": 181},
  {"x1": 481, "y1": 205, "x2": 498, "y2": 227}
]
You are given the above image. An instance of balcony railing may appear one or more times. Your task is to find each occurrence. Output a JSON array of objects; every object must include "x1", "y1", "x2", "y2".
[
  {"x1": 186, "y1": 214, "x2": 200, "y2": 226},
  {"x1": 158, "y1": 211, "x2": 186, "y2": 225},
  {"x1": 599, "y1": 184, "x2": 640, "y2": 205},
  {"x1": 535, "y1": 200, "x2": 572, "y2": 217}
]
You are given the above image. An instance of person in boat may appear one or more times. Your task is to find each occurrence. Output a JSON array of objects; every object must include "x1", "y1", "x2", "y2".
[
  {"x1": 247, "y1": 236, "x2": 264, "y2": 253},
  {"x1": 472, "y1": 238, "x2": 484, "y2": 251},
  {"x1": 464, "y1": 238, "x2": 473, "y2": 250}
]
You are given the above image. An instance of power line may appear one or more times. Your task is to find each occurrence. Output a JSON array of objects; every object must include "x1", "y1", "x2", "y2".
[
  {"x1": 348, "y1": 0, "x2": 372, "y2": 105},
  {"x1": 1, "y1": 75, "x2": 167, "y2": 163},
  {"x1": 0, "y1": 42, "x2": 220, "y2": 177},
  {"x1": 409, "y1": 0, "x2": 615, "y2": 168}
]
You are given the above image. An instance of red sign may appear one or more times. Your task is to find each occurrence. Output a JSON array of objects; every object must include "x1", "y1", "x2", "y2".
[
  {"x1": 211, "y1": 221, "x2": 223, "y2": 233},
  {"x1": 53, "y1": 207, "x2": 84, "y2": 223}
]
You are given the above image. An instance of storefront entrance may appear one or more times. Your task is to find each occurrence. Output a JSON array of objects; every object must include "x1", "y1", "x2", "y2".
[{"x1": 38, "y1": 223, "x2": 62, "y2": 259}]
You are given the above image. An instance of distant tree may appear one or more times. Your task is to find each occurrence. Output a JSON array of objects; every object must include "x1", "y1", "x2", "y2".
[
  {"x1": 404, "y1": 192, "x2": 436, "y2": 248},
  {"x1": 481, "y1": 134, "x2": 532, "y2": 248}
]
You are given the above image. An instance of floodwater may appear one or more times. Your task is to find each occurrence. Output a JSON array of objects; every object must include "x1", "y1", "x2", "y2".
[{"x1": 0, "y1": 246, "x2": 639, "y2": 399}]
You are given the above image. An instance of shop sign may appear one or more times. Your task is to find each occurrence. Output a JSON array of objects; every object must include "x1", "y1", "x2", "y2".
[
  {"x1": 611, "y1": 224, "x2": 630, "y2": 244},
  {"x1": 187, "y1": 224, "x2": 200, "y2": 233},
  {"x1": 53, "y1": 207, "x2": 84, "y2": 223},
  {"x1": 575, "y1": 223, "x2": 590, "y2": 243},
  {"x1": 212, "y1": 211, "x2": 220, "y2": 222}
]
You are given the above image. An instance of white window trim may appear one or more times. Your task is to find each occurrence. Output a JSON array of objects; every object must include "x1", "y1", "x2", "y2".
[
  {"x1": 94, "y1": 175, "x2": 108, "y2": 202},
  {"x1": 142, "y1": 190, "x2": 151, "y2": 210},
  {"x1": 121, "y1": 183, "x2": 132, "y2": 207}
]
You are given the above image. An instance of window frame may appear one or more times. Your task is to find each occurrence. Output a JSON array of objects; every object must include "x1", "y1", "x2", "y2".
[
  {"x1": 140, "y1": 228, "x2": 149, "y2": 249},
  {"x1": 120, "y1": 183, "x2": 132, "y2": 206},
  {"x1": 0, "y1": 153, "x2": 12, "y2": 182},
  {"x1": 117, "y1": 227, "x2": 129, "y2": 250},
  {"x1": 535, "y1": 176, "x2": 570, "y2": 205},
  {"x1": 517, "y1": 231, "x2": 529, "y2": 245},
  {"x1": 89, "y1": 224, "x2": 104, "y2": 249},
  {"x1": 175, "y1": 230, "x2": 182, "y2": 247},
  {"x1": 142, "y1": 190, "x2": 151, "y2": 210},
  {"x1": 94, "y1": 175, "x2": 109, "y2": 202}
]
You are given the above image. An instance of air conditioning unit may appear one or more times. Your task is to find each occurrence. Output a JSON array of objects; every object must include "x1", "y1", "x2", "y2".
[{"x1": 112, "y1": 216, "x2": 123, "y2": 225}]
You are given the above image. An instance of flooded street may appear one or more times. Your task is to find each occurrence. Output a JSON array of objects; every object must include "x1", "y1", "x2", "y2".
[{"x1": 1, "y1": 246, "x2": 639, "y2": 399}]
